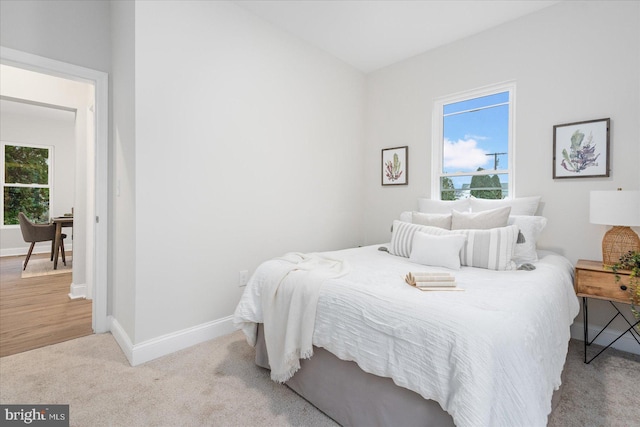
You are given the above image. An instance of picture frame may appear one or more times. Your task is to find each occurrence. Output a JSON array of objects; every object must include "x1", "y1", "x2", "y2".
[
  {"x1": 382, "y1": 146, "x2": 408, "y2": 186},
  {"x1": 553, "y1": 118, "x2": 610, "y2": 179}
]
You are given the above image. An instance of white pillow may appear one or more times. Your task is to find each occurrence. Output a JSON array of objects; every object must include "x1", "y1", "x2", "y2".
[
  {"x1": 419, "y1": 225, "x2": 519, "y2": 271},
  {"x1": 409, "y1": 232, "x2": 466, "y2": 270},
  {"x1": 451, "y1": 206, "x2": 511, "y2": 230},
  {"x1": 389, "y1": 220, "x2": 425, "y2": 258},
  {"x1": 469, "y1": 196, "x2": 541, "y2": 216},
  {"x1": 399, "y1": 211, "x2": 413, "y2": 223},
  {"x1": 508, "y1": 216, "x2": 547, "y2": 263},
  {"x1": 411, "y1": 212, "x2": 452, "y2": 229},
  {"x1": 398, "y1": 211, "x2": 452, "y2": 229},
  {"x1": 418, "y1": 198, "x2": 470, "y2": 214}
]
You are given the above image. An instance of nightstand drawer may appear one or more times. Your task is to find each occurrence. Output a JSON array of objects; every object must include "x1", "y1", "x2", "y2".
[
  {"x1": 574, "y1": 259, "x2": 639, "y2": 364},
  {"x1": 575, "y1": 268, "x2": 631, "y2": 303}
]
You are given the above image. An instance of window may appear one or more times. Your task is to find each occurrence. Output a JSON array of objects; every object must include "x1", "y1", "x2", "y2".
[
  {"x1": 432, "y1": 82, "x2": 514, "y2": 201},
  {"x1": 2, "y1": 143, "x2": 52, "y2": 225}
]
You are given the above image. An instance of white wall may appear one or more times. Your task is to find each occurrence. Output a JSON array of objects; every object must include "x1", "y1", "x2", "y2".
[
  {"x1": 364, "y1": 1, "x2": 640, "y2": 350},
  {"x1": 110, "y1": 0, "x2": 137, "y2": 342},
  {"x1": 131, "y1": 1, "x2": 365, "y2": 343},
  {"x1": 0, "y1": 0, "x2": 110, "y2": 73}
]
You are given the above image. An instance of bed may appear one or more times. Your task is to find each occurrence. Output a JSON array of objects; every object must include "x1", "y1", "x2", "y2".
[{"x1": 234, "y1": 200, "x2": 580, "y2": 427}]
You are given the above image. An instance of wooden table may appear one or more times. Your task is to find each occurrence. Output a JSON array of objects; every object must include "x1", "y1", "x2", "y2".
[
  {"x1": 575, "y1": 259, "x2": 640, "y2": 363},
  {"x1": 52, "y1": 216, "x2": 73, "y2": 270}
]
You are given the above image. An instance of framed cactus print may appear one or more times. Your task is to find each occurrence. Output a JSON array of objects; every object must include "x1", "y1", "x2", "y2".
[
  {"x1": 382, "y1": 146, "x2": 408, "y2": 185},
  {"x1": 553, "y1": 118, "x2": 610, "y2": 179}
]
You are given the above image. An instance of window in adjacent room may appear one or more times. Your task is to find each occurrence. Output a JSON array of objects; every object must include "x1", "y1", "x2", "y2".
[
  {"x1": 432, "y1": 82, "x2": 514, "y2": 200},
  {"x1": 2, "y1": 142, "x2": 52, "y2": 226}
]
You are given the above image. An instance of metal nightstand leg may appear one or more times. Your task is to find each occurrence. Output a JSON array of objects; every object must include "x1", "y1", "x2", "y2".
[
  {"x1": 583, "y1": 297, "x2": 588, "y2": 364},
  {"x1": 583, "y1": 298, "x2": 640, "y2": 364}
]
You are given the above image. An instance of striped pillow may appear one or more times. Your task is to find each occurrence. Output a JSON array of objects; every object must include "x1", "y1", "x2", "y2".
[
  {"x1": 389, "y1": 220, "x2": 426, "y2": 258},
  {"x1": 419, "y1": 225, "x2": 519, "y2": 271}
]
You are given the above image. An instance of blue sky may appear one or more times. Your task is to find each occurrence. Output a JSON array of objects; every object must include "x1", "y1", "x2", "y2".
[{"x1": 443, "y1": 91, "x2": 509, "y2": 174}]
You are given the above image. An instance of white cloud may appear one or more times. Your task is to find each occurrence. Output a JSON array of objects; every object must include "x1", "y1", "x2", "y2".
[
  {"x1": 443, "y1": 138, "x2": 489, "y2": 170},
  {"x1": 464, "y1": 134, "x2": 489, "y2": 141}
]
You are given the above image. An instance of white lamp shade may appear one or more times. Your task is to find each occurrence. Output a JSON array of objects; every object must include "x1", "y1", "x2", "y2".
[{"x1": 590, "y1": 190, "x2": 640, "y2": 226}]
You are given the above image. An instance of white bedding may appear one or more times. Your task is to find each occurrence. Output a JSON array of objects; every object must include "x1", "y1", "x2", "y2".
[{"x1": 234, "y1": 245, "x2": 579, "y2": 427}]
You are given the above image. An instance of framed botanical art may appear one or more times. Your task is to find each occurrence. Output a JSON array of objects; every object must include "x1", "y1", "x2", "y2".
[
  {"x1": 553, "y1": 118, "x2": 610, "y2": 179},
  {"x1": 382, "y1": 146, "x2": 408, "y2": 186}
]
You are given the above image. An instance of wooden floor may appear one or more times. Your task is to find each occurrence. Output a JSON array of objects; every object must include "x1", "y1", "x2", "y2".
[{"x1": 0, "y1": 253, "x2": 93, "y2": 357}]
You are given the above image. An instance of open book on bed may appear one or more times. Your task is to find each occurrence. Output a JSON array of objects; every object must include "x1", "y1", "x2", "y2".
[{"x1": 404, "y1": 271, "x2": 462, "y2": 290}]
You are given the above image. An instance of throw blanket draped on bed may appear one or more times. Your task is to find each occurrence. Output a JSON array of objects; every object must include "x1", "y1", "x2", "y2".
[{"x1": 239, "y1": 252, "x2": 349, "y2": 382}]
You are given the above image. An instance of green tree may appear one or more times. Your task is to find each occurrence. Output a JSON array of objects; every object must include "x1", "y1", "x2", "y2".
[
  {"x1": 470, "y1": 168, "x2": 502, "y2": 199},
  {"x1": 3, "y1": 145, "x2": 50, "y2": 225},
  {"x1": 441, "y1": 177, "x2": 456, "y2": 200},
  {"x1": 5, "y1": 146, "x2": 49, "y2": 184}
]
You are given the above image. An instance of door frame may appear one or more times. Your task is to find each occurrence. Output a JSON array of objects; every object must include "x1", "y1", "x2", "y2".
[{"x1": 1, "y1": 46, "x2": 109, "y2": 333}]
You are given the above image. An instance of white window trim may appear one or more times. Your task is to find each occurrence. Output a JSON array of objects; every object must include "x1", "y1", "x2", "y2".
[
  {"x1": 431, "y1": 81, "x2": 516, "y2": 200},
  {"x1": 1, "y1": 141, "x2": 55, "y2": 228}
]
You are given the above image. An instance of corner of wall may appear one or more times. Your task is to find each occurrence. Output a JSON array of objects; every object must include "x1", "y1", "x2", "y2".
[{"x1": 109, "y1": 315, "x2": 237, "y2": 366}]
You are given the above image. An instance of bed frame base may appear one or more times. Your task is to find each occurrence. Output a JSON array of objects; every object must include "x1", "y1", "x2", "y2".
[{"x1": 255, "y1": 325, "x2": 562, "y2": 427}]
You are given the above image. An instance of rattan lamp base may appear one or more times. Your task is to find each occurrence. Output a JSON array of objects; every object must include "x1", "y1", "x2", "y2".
[{"x1": 602, "y1": 226, "x2": 640, "y2": 267}]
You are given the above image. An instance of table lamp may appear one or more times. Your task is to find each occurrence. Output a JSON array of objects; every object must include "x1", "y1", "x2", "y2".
[{"x1": 590, "y1": 189, "x2": 640, "y2": 267}]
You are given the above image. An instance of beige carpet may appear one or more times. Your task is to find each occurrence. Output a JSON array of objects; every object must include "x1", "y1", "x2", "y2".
[
  {"x1": 0, "y1": 331, "x2": 638, "y2": 427},
  {"x1": 22, "y1": 257, "x2": 72, "y2": 278}
]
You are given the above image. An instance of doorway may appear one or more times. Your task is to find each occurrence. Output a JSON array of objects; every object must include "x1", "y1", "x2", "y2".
[{"x1": 0, "y1": 46, "x2": 108, "y2": 334}]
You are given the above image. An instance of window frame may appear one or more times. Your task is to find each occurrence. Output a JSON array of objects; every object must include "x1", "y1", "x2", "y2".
[
  {"x1": 1, "y1": 141, "x2": 54, "y2": 228},
  {"x1": 431, "y1": 81, "x2": 516, "y2": 201}
]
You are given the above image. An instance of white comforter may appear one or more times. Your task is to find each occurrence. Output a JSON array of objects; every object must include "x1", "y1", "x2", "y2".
[{"x1": 234, "y1": 245, "x2": 580, "y2": 427}]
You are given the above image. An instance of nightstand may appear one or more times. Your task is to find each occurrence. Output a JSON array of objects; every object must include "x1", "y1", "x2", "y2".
[{"x1": 575, "y1": 260, "x2": 640, "y2": 363}]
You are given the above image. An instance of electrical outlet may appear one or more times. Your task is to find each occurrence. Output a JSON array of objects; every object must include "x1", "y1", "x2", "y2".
[{"x1": 238, "y1": 270, "x2": 249, "y2": 287}]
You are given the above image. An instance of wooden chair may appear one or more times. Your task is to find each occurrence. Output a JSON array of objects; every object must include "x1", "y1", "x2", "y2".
[{"x1": 18, "y1": 212, "x2": 66, "y2": 271}]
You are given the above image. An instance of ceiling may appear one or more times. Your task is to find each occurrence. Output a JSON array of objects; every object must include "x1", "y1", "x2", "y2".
[
  {"x1": 0, "y1": 98, "x2": 76, "y2": 122},
  {"x1": 234, "y1": 0, "x2": 560, "y2": 73}
]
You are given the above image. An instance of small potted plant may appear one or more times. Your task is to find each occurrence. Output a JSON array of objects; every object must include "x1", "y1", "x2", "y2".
[{"x1": 610, "y1": 250, "x2": 640, "y2": 333}]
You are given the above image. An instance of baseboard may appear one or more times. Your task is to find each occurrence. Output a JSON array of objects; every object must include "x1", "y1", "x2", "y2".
[
  {"x1": 68, "y1": 282, "x2": 87, "y2": 299},
  {"x1": 1, "y1": 243, "x2": 73, "y2": 258},
  {"x1": 571, "y1": 322, "x2": 640, "y2": 356},
  {"x1": 109, "y1": 316, "x2": 134, "y2": 365},
  {"x1": 109, "y1": 315, "x2": 237, "y2": 366}
]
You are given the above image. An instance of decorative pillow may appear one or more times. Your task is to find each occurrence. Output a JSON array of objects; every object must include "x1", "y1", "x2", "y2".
[
  {"x1": 451, "y1": 206, "x2": 511, "y2": 230},
  {"x1": 418, "y1": 198, "x2": 470, "y2": 214},
  {"x1": 411, "y1": 212, "x2": 452, "y2": 229},
  {"x1": 508, "y1": 216, "x2": 548, "y2": 263},
  {"x1": 399, "y1": 211, "x2": 413, "y2": 223},
  {"x1": 389, "y1": 220, "x2": 426, "y2": 257},
  {"x1": 419, "y1": 225, "x2": 519, "y2": 271},
  {"x1": 469, "y1": 196, "x2": 541, "y2": 216},
  {"x1": 409, "y1": 232, "x2": 466, "y2": 270}
]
